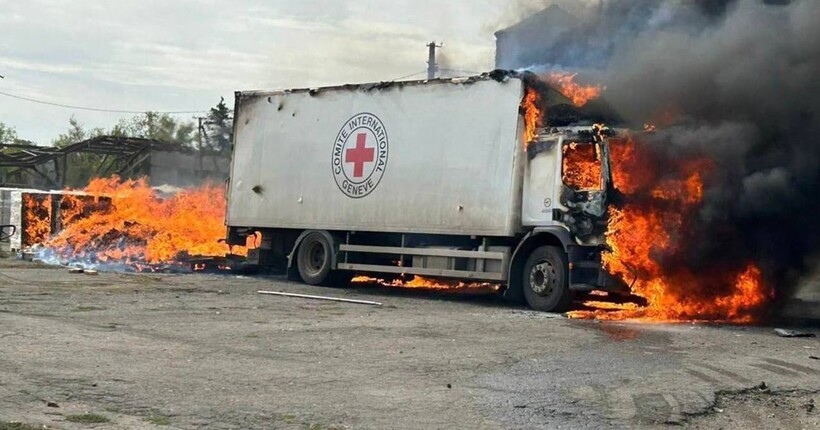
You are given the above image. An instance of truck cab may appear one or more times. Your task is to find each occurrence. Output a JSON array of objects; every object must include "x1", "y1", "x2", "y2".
[{"x1": 509, "y1": 124, "x2": 627, "y2": 311}]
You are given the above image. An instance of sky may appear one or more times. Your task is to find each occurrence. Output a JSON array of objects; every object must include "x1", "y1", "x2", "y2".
[{"x1": 0, "y1": 0, "x2": 566, "y2": 145}]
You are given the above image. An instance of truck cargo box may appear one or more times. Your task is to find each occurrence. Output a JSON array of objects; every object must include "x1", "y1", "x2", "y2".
[{"x1": 228, "y1": 76, "x2": 526, "y2": 237}]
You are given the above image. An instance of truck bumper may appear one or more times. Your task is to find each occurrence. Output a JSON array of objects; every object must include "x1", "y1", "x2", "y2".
[
  {"x1": 568, "y1": 267, "x2": 630, "y2": 293},
  {"x1": 567, "y1": 246, "x2": 630, "y2": 294}
]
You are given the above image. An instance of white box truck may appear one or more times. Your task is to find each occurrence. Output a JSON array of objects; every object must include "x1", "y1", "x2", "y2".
[{"x1": 226, "y1": 71, "x2": 626, "y2": 312}]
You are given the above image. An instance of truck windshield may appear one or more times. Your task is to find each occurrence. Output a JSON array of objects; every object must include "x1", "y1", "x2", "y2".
[{"x1": 562, "y1": 142, "x2": 603, "y2": 191}]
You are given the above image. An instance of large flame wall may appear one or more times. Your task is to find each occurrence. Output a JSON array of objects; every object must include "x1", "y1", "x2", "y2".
[{"x1": 43, "y1": 176, "x2": 241, "y2": 266}]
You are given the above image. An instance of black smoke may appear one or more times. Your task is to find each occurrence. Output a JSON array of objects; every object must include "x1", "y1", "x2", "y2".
[
  {"x1": 498, "y1": 1, "x2": 738, "y2": 71},
  {"x1": 515, "y1": 0, "x2": 820, "y2": 307},
  {"x1": 602, "y1": 0, "x2": 820, "y2": 304}
]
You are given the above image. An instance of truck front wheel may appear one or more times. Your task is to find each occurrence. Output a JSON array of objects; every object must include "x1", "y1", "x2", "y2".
[
  {"x1": 522, "y1": 246, "x2": 573, "y2": 313},
  {"x1": 296, "y1": 232, "x2": 333, "y2": 285}
]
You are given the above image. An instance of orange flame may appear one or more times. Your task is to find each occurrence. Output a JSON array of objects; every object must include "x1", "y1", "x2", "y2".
[
  {"x1": 60, "y1": 194, "x2": 86, "y2": 226},
  {"x1": 520, "y1": 88, "x2": 542, "y2": 146},
  {"x1": 562, "y1": 142, "x2": 603, "y2": 190},
  {"x1": 46, "y1": 176, "x2": 244, "y2": 265},
  {"x1": 23, "y1": 194, "x2": 52, "y2": 246},
  {"x1": 352, "y1": 275, "x2": 500, "y2": 294},
  {"x1": 546, "y1": 72, "x2": 603, "y2": 107},
  {"x1": 568, "y1": 136, "x2": 772, "y2": 323}
]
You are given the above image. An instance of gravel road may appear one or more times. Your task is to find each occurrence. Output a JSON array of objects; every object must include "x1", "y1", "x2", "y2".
[{"x1": 0, "y1": 259, "x2": 817, "y2": 429}]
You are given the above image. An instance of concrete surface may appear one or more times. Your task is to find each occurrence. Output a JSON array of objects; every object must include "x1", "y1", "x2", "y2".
[{"x1": 0, "y1": 259, "x2": 818, "y2": 429}]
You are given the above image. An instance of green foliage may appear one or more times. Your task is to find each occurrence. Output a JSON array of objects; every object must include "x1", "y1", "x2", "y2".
[
  {"x1": 52, "y1": 116, "x2": 104, "y2": 148},
  {"x1": 0, "y1": 122, "x2": 37, "y2": 186},
  {"x1": 52, "y1": 116, "x2": 108, "y2": 187},
  {"x1": 0, "y1": 122, "x2": 34, "y2": 146},
  {"x1": 0, "y1": 122, "x2": 19, "y2": 145},
  {"x1": 111, "y1": 111, "x2": 196, "y2": 147},
  {"x1": 202, "y1": 97, "x2": 233, "y2": 154}
]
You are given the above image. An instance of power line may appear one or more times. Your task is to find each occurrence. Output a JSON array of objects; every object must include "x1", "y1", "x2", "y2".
[{"x1": 0, "y1": 89, "x2": 206, "y2": 114}]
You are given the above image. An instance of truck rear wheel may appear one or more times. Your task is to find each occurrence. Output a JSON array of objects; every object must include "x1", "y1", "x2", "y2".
[
  {"x1": 296, "y1": 232, "x2": 333, "y2": 285},
  {"x1": 522, "y1": 246, "x2": 572, "y2": 313}
]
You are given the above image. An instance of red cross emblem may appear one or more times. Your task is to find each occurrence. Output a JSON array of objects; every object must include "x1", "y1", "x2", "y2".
[
  {"x1": 345, "y1": 133, "x2": 375, "y2": 178},
  {"x1": 332, "y1": 113, "x2": 388, "y2": 198}
]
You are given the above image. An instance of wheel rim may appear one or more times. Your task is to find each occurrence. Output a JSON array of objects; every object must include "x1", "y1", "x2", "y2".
[
  {"x1": 305, "y1": 241, "x2": 326, "y2": 275},
  {"x1": 529, "y1": 261, "x2": 556, "y2": 297}
]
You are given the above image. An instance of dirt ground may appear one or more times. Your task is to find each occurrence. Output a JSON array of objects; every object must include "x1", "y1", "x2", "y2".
[{"x1": 0, "y1": 259, "x2": 818, "y2": 430}]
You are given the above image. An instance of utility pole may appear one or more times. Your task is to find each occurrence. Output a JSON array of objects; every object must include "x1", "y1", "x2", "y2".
[
  {"x1": 195, "y1": 116, "x2": 206, "y2": 179},
  {"x1": 427, "y1": 41, "x2": 443, "y2": 80}
]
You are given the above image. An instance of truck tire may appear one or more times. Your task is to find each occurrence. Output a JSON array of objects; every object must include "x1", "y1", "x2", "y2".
[
  {"x1": 522, "y1": 246, "x2": 572, "y2": 313},
  {"x1": 296, "y1": 232, "x2": 333, "y2": 285}
]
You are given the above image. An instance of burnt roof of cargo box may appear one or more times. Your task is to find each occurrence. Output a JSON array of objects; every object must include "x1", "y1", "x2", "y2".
[
  {"x1": 235, "y1": 69, "x2": 623, "y2": 127},
  {"x1": 235, "y1": 70, "x2": 525, "y2": 98}
]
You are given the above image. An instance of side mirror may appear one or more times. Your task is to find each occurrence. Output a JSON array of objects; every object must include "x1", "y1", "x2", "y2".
[{"x1": 0, "y1": 225, "x2": 16, "y2": 241}]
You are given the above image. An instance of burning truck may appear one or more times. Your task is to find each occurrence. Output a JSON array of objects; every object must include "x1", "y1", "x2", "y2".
[
  {"x1": 22, "y1": 1, "x2": 806, "y2": 324},
  {"x1": 225, "y1": 71, "x2": 625, "y2": 312},
  {"x1": 22, "y1": 69, "x2": 774, "y2": 322}
]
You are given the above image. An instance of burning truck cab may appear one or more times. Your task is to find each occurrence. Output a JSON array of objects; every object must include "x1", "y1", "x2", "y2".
[
  {"x1": 519, "y1": 124, "x2": 626, "y2": 308},
  {"x1": 529, "y1": 125, "x2": 614, "y2": 243},
  {"x1": 225, "y1": 70, "x2": 627, "y2": 312}
]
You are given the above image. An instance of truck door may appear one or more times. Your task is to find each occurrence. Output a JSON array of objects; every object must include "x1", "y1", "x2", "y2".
[{"x1": 522, "y1": 136, "x2": 561, "y2": 227}]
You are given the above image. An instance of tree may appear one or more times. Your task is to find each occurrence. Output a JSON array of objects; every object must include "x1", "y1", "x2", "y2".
[
  {"x1": 52, "y1": 116, "x2": 108, "y2": 187},
  {"x1": 0, "y1": 122, "x2": 39, "y2": 186},
  {"x1": 0, "y1": 121, "x2": 19, "y2": 145},
  {"x1": 111, "y1": 112, "x2": 196, "y2": 147},
  {"x1": 52, "y1": 116, "x2": 105, "y2": 147},
  {"x1": 202, "y1": 98, "x2": 232, "y2": 154}
]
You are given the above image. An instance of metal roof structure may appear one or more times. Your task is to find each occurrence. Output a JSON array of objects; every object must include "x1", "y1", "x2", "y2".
[{"x1": 0, "y1": 136, "x2": 188, "y2": 188}]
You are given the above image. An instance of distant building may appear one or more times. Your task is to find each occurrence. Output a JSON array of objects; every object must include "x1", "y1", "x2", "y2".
[
  {"x1": 148, "y1": 150, "x2": 229, "y2": 188},
  {"x1": 494, "y1": 5, "x2": 582, "y2": 70}
]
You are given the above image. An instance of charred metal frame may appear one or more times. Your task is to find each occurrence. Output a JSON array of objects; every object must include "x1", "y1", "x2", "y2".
[{"x1": 0, "y1": 136, "x2": 186, "y2": 188}]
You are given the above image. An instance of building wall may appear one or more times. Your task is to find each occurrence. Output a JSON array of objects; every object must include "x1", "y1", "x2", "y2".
[
  {"x1": 495, "y1": 5, "x2": 581, "y2": 70},
  {"x1": 148, "y1": 150, "x2": 230, "y2": 187}
]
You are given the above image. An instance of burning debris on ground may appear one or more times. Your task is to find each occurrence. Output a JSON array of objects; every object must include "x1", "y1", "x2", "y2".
[{"x1": 16, "y1": 176, "x2": 250, "y2": 273}]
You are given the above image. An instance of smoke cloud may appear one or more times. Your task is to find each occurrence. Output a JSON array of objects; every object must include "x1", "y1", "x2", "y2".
[
  {"x1": 604, "y1": 0, "x2": 820, "y2": 301},
  {"x1": 514, "y1": 0, "x2": 820, "y2": 305}
]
